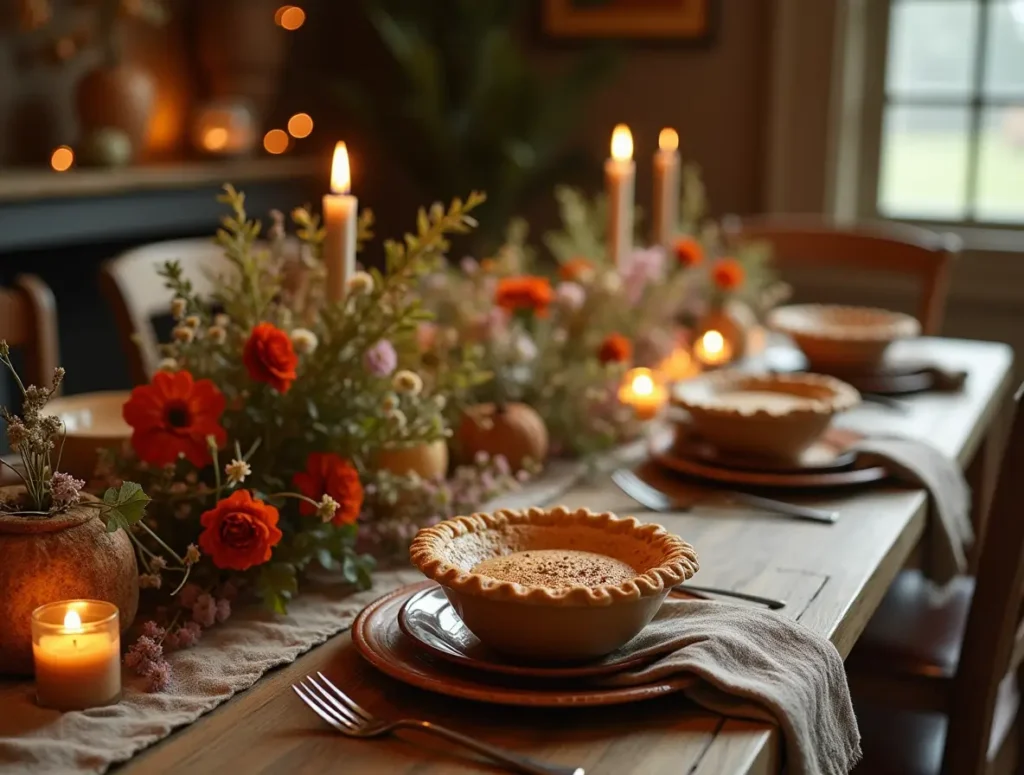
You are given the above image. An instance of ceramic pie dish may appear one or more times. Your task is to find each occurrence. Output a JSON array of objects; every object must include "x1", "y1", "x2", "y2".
[
  {"x1": 766, "y1": 303, "x2": 921, "y2": 373},
  {"x1": 672, "y1": 371, "x2": 860, "y2": 461},
  {"x1": 47, "y1": 391, "x2": 131, "y2": 481},
  {"x1": 409, "y1": 506, "x2": 698, "y2": 662}
]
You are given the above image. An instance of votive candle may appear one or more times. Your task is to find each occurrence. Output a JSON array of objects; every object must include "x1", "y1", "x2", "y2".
[
  {"x1": 618, "y1": 367, "x2": 669, "y2": 420},
  {"x1": 32, "y1": 600, "x2": 121, "y2": 711},
  {"x1": 323, "y1": 141, "x2": 358, "y2": 303},
  {"x1": 605, "y1": 124, "x2": 635, "y2": 266}
]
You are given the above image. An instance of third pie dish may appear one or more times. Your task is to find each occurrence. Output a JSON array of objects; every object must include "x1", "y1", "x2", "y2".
[
  {"x1": 672, "y1": 371, "x2": 860, "y2": 461},
  {"x1": 409, "y1": 507, "x2": 698, "y2": 661}
]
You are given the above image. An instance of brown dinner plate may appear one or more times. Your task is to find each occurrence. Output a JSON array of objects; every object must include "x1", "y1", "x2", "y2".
[
  {"x1": 399, "y1": 584, "x2": 660, "y2": 679},
  {"x1": 672, "y1": 426, "x2": 863, "y2": 474},
  {"x1": 353, "y1": 581, "x2": 695, "y2": 707},
  {"x1": 651, "y1": 435, "x2": 888, "y2": 490}
]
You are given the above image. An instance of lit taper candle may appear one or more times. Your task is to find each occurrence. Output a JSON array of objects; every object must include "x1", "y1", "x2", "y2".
[
  {"x1": 652, "y1": 128, "x2": 680, "y2": 250},
  {"x1": 605, "y1": 124, "x2": 635, "y2": 266},
  {"x1": 323, "y1": 142, "x2": 358, "y2": 303}
]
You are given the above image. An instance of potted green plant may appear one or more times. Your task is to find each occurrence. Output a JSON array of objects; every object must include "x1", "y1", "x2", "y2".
[{"x1": 0, "y1": 343, "x2": 147, "y2": 675}]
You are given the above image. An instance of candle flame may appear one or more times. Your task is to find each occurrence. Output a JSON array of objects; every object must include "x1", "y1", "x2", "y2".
[
  {"x1": 63, "y1": 610, "x2": 83, "y2": 632},
  {"x1": 700, "y1": 330, "x2": 725, "y2": 354},
  {"x1": 611, "y1": 124, "x2": 633, "y2": 161},
  {"x1": 631, "y1": 370, "x2": 655, "y2": 397},
  {"x1": 331, "y1": 142, "x2": 351, "y2": 194},
  {"x1": 659, "y1": 128, "x2": 679, "y2": 152}
]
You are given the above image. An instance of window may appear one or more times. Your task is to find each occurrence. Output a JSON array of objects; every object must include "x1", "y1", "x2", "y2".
[{"x1": 877, "y1": 0, "x2": 1024, "y2": 224}]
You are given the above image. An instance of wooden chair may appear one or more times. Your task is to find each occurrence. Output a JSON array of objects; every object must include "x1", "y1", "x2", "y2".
[
  {"x1": 100, "y1": 238, "x2": 232, "y2": 386},
  {"x1": 0, "y1": 275, "x2": 60, "y2": 389},
  {"x1": 726, "y1": 217, "x2": 961, "y2": 336},
  {"x1": 846, "y1": 383, "x2": 1024, "y2": 775}
]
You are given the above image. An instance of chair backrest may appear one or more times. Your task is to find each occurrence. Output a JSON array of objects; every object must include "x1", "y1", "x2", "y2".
[
  {"x1": 728, "y1": 216, "x2": 961, "y2": 336},
  {"x1": 100, "y1": 238, "x2": 232, "y2": 386},
  {"x1": 0, "y1": 275, "x2": 60, "y2": 390},
  {"x1": 945, "y1": 383, "x2": 1024, "y2": 775}
]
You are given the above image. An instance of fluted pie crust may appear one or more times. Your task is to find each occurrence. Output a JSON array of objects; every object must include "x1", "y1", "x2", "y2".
[
  {"x1": 672, "y1": 371, "x2": 860, "y2": 420},
  {"x1": 409, "y1": 506, "x2": 699, "y2": 607}
]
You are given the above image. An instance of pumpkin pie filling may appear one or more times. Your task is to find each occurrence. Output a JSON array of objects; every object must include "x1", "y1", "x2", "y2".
[{"x1": 471, "y1": 549, "x2": 637, "y2": 589}]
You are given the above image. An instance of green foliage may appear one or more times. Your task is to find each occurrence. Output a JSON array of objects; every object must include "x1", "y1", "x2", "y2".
[
  {"x1": 336, "y1": 0, "x2": 617, "y2": 249},
  {"x1": 101, "y1": 482, "x2": 151, "y2": 533}
]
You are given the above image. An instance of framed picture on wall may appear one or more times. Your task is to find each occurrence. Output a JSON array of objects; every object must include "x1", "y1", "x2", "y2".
[{"x1": 542, "y1": 0, "x2": 714, "y2": 41}]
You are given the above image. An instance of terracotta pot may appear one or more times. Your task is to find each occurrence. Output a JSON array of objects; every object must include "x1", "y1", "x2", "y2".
[
  {"x1": 456, "y1": 403, "x2": 549, "y2": 472},
  {"x1": 198, "y1": 0, "x2": 289, "y2": 123},
  {"x1": 376, "y1": 441, "x2": 449, "y2": 481},
  {"x1": 75, "y1": 63, "x2": 155, "y2": 162},
  {"x1": 0, "y1": 489, "x2": 139, "y2": 675}
]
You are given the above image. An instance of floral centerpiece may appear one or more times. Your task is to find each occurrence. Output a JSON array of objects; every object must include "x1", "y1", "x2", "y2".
[
  {"x1": 418, "y1": 164, "x2": 784, "y2": 458},
  {"x1": 100, "y1": 186, "x2": 531, "y2": 688}
]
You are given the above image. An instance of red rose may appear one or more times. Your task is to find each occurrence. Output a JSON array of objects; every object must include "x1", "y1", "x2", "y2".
[
  {"x1": 243, "y1": 322, "x2": 298, "y2": 393},
  {"x1": 198, "y1": 490, "x2": 282, "y2": 571}
]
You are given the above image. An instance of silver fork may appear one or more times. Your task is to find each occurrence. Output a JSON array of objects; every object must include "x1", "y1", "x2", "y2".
[
  {"x1": 293, "y1": 672, "x2": 585, "y2": 775},
  {"x1": 611, "y1": 467, "x2": 838, "y2": 525}
]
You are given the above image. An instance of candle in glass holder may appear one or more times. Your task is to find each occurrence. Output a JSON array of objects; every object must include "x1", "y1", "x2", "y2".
[
  {"x1": 32, "y1": 600, "x2": 120, "y2": 711},
  {"x1": 192, "y1": 99, "x2": 257, "y2": 157},
  {"x1": 323, "y1": 141, "x2": 358, "y2": 303},
  {"x1": 618, "y1": 368, "x2": 668, "y2": 420},
  {"x1": 658, "y1": 345, "x2": 699, "y2": 383},
  {"x1": 693, "y1": 329, "x2": 734, "y2": 367},
  {"x1": 605, "y1": 124, "x2": 635, "y2": 266},
  {"x1": 652, "y1": 128, "x2": 680, "y2": 251}
]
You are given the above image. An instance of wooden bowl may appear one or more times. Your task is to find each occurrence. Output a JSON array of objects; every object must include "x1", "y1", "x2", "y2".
[
  {"x1": 672, "y1": 371, "x2": 860, "y2": 461},
  {"x1": 767, "y1": 304, "x2": 921, "y2": 373},
  {"x1": 48, "y1": 391, "x2": 131, "y2": 480},
  {"x1": 409, "y1": 507, "x2": 698, "y2": 662}
]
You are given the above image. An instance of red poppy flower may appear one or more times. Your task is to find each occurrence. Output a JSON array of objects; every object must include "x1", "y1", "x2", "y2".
[
  {"x1": 598, "y1": 333, "x2": 633, "y2": 365},
  {"x1": 495, "y1": 276, "x2": 554, "y2": 317},
  {"x1": 559, "y1": 257, "x2": 596, "y2": 282},
  {"x1": 711, "y1": 258, "x2": 745, "y2": 290},
  {"x1": 673, "y1": 237, "x2": 704, "y2": 268},
  {"x1": 243, "y1": 322, "x2": 298, "y2": 393},
  {"x1": 292, "y1": 452, "x2": 364, "y2": 526},
  {"x1": 198, "y1": 490, "x2": 282, "y2": 571},
  {"x1": 123, "y1": 370, "x2": 227, "y2": 467}
]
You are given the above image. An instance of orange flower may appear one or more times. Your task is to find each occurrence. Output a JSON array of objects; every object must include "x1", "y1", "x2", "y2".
[
  {"x1": 495, "y1": 276, "x2": 554, "y2": 316},
  {"x1": 123, "y1": 370, "x2": 227, "y2": 467},
  {"x1": 198, "y1": 489, "x2": 282, "y2": 571},
  {"x1": 598, "y1": 333, "x2": 633, "y2": 365},
  {"x1": 243, "y1": 322, "x2": 298, "y2": 393},
  {"x1": 711, "y1": 258, "x2": 745, "y2": 290},
  {"x1": 559, "y1": 257, "x2": 596, "y2": 282},
  {"x1": 292, "y1": 452, "x2": 364, "y2": 526},
  {"x1": 673, "y1": 237, "x2": 704, "y2": 268}
]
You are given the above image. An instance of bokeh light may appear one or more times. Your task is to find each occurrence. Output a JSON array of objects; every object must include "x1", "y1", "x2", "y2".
[
  {"x1": 287, "y1": 112, "x2": 313, "y2": 139},
  {"x1": 50, "y1": 146, "x2": 74, "y2": 172},
  {"x1": 263, "y1": 129, "x2": 290, "y2": 155},
  {"x1": 277, "y1": 6, "x2": 305, "y2": 30}
]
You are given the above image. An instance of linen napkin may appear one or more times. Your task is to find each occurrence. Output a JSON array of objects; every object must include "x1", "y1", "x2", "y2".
[
  {"x1": 849, "y1": 436, "x2": 972, "y2": 584},
  {"x1": 599, "y1": 600, "x2": 861, "y2": 775}
]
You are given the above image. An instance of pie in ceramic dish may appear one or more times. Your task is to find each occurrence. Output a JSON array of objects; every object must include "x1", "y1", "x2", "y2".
[
  {"x1": 767, "y1": 303, "x2": 921, "y2": 373},
  {"x1": 409, "y1": 506, "x2": 698, "y2": 661},
  {"x1": 672, "y1": 371, "x2": 859, "y2": 461}
]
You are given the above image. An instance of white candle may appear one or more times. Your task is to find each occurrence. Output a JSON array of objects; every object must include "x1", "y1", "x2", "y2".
[
  {"x1": 32, "y1": 601, "x2": 121, "y2": 711},
  {"x1": 323, "y1": 141, "x2": 358, "y2": 303},
  {"x1": 652, "y1": 128, "x2": 680, "y2": 250},
  {"x1": 605, "y1": 124, "x2": 635, "y2": 267}
]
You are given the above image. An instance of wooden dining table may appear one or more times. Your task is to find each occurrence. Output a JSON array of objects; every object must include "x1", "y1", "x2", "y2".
[{"x1": 105, "y1": 337, "x2": 1014, "y2": 774}]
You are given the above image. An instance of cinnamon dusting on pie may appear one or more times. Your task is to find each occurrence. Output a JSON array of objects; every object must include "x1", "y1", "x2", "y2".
[{"x1": 471, "y1": 549, "x2": 636, "y2": 589}]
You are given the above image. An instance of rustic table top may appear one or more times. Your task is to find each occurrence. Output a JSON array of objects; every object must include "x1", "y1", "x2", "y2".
[{"x1": 114, "y1": 337, "x2": 1014, "y2": 775}]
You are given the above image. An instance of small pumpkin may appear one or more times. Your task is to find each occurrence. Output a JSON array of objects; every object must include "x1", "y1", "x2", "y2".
[
  {"x1": 375, "y1": 440, "x2": 449, "y2": 481},
  {"x1": 456, "y1": 403, "x2": 549, "y2": 472}
]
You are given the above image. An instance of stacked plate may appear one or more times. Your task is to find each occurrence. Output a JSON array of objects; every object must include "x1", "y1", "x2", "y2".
[{"x1": 352, "y1": 581, "x2": 696, "y2": 707}]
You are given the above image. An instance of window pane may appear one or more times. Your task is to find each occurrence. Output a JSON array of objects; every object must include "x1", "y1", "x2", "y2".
[
  {"x1": 886, "y1": 1, "x2": 980, "y2": 98},
  {"x1": 984, "y1": 2, "x2": 1024, "y2": 98},
  {"x1": 878, "y1": 105, "x2": 971, "y2": 219},
  {"x1": 976, "y1": 107, "x2": 1024, "y2": 222}
]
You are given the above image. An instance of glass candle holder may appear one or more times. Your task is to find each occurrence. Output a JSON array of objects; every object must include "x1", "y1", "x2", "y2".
[
  {"x1": 191, "y1": 99, "x2": 258, "y2": 157},
  {"x1": 31, "y1": 600, "x2": 121, "y2": 711},
  {"x1": 618, "y1": 367, "x2": 669, "y2": 421}
]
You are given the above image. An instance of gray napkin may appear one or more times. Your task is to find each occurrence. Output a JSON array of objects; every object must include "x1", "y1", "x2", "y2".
[
  {"x1": 850, "y1": 437, "x2": 972, "y2": 584},
  {"x1": 599, "y1": 600, "x2": 861, "y2": 775}
]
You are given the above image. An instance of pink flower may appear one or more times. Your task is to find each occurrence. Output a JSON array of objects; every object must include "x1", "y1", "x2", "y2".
[
  {"x1": 217, "y1": 580, "x2": 239, "y2": 601},
  {"x1": 215, "y1": 598, "x2": 231, "y2": 623},
  {"x1": 460, "y1": 256, "x2": 479, "y2": 275},
  {"x1": 140, "y1": 621, "x2": 165, "y2": 640},
  {"x1": 555, "y1": 282, "x2": 586, "y2": 312},
  {"x1": 192, "y1": 593, "x2": 217, "y2": 628},
  {"x1": 363, "y1": 339, "x2": 398, "y2": 377},
  {"x1": 124, "y1": 635, "x2": 163, "y2": 670},
  {"x1": 146, "y1": 660, "x2": 171, "y2": 691},
  {"x1": 178, "y1": 583, "x2": 202, "y2": 609},
  {"x1": 50, "y1": 472, "x2": 84, "y2": 508},
  {"x1": 175, "y1": 621, "x2": 202, "y2": 648},
  {"x1": 471, "y1": 307, "x2": 508, "y2": 342},
  {"x1": 619, "y1": 247, "x2": 666, "y2": 304}
]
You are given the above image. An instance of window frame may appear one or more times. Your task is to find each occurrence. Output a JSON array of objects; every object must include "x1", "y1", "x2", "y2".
[{"x1": 855, "y1": 0, "x2": 1024, "y2": 236}]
